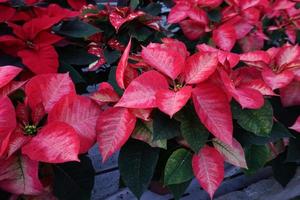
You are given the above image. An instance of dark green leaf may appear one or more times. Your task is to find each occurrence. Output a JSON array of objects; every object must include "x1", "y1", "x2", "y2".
[
  {"x1": 57, "y1": 46, "x2": 98, "y2": 65},
  {"x1": 0, "y1": 52, "x2": 23, "y2": 67},
  {"x1": 119, "y1": 139, "x2": 160, "y2": 198},
  {"x1": 286, "y1": 135, "x2": 300, "y2": 162},
  {"x1": 53, "y1": 19, "x2": 101, "y2": 38},
  {"x1": 207, "y1": 10, "x2": 221, "y2": 23},
  {"x1": 178, "y1": 106, "x2": 209, "y2": 153},
  {"x1": 130, "y1": 0, "x2": 139, "y2": 10},
  {"x1": 53, "y1": 155, "x2": 95, "y2": 200},
  {"x1": 58, "y1": 62, "x2": 86, "y2": 84},
  {"x1": 232, "y1": 100, "x2": 273, "y2": 136},
  {"x1": 272, "y1": 153, "x2": 297, "y2": 187},
  {"x1": 129, "y1": 26, "x2": 152, "y2": 42},
  {"x1": 142, "y1": 3, "x2": 162, "y2": 16},
  {"x1": 164, "y1": 148, "x2": 193, "y2": 185},
  {"x1": 153, "y1": 111, "x2": 181, "y2": 141},
  {"x1": 267, "y1": 30, "x2": 287, "y2": 46},
  {"x1": 168, "y1": 180, "x2": 191, "y2": 200},
  {"x1": 236, "y1": 122, "x2": 294, "y2": 146},
  {"x1": 97, "y1": 23, "x2": 115, "y2": 38},
  {"x1": 132, "y1": 120, "x2": 167, "y2": 149},
  {"x1": 103, "y1": 49, "x2": 121, "y2": 64},
  {"x1": 244, "y1": 145, "x2": 270, "y2": 175},
  {"x1": 117, "y1": 0, "x2": 129, "y2": 6},
  {"x1": 108, "y1": 66, "x2": 123, "y2": 96}
]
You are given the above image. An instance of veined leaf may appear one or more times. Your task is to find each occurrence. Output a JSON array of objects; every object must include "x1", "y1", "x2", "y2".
[
  {"x1": 156, "y1": 86, "x2": 192, "y2": 117},
  {"x1": 192, "y1": 146, "x2": 224, "y2": 199},
  {"x1": 53, "y1": 19, "x2": 101, "y2": 38},
  {"x1": 115, "y1": 70, "x2": 169, "y2": 108},
  {"x1": 232, "y1": 100, "x2": 273, "y2": 136},
  {"x1": 53, "y1": 155, "x2": 95, "y2": 200},
  {"x1": 244, "y1": 145, "x2": 270, "y2": 175},
  {"x1": 192, "y1": 82, "x2": 233, "y2": 145},
  {"x1": 96, "y1": 107, "x2": 136, "y2": 162},
  {"x1": 131, "y1": 120, "x2": 167, "y2": 149},
  {"x1": 213, "y1": 138, "x2": 247, "y2": 169},
  {"x1": 168, "y1": 180, "x2": 191, "y2": 200},
  {"x1": 178, "y1": 105, "x2": 209, "y2": 153},
  {"x1": 48, "y1": 94, "x2": 100, "y2": 153},
  {"x1": 0, "y1": 155, "x2": 43, "y2": 195},
  {"x1": 164, "y1": 148, "x2": 194, "y2": 185},
  {"x1": 119, "y1": 139, "x2": 159, "y2": 199},
  {"x1": 153, "y1": 111, "x2": 181, "y2": 141}
]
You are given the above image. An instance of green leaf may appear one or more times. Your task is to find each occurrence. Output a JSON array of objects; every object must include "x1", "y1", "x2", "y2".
[
  {"x1": 142, "y1": 3, "x2": 162, "y2": 16},
  {"x1": 177, "y1": 106, "x2": 209, "y2": 153},
  {"x1": 153, "y1": 111, "x2": 181, "y2": 141},
  {"x1": 108, "y1": 66, "x2": 123, "y2": 96},
  {"x1": 207, "y1": 10, "x2": 221, "y2": 23},
  {"x1": 244, "y1": 145, "x2": 270, "y2": 175},
  {"x1": 119, "y1": 139, "x2": 160, "y2": 198},
  {"x1": 130, "y1": 0, "x2": 139, "y2": 10},
  {"x1": 236, "y1": 122, "x2": 294, "y2": 146},
  {"x1": 232, "y1": 100, "x2": 273, "y2": 136},
  {"x1": 103, "y1": 49, "x2": 121, "y2": 64},
  {"x1": 272, "y1": 153, "x2": 297, "y2": 187},
  {"x1": 164, "y1": 148, "x2": 193, "y2": 185},
  {"x1": 53, "y1": 155, "x2": 95, "y2": 200},
  {"x1": 132, "y1": 120, "x2": 167, "y2": 149},
  {"x1": 58, "y1": 62, "x2": 86, "y2": 84},
  {"x1": 53, "y1": 19, "x2": 101, "y2": 38},
  {"x1": 168, "y1": 180, "x2": 191, "y2": 200},
  {"x1": 129, "y1": 26, "x2": 152, "y2": 42},
  {"x1": 286, "y1": 135, "x2": 300, "y2": 162},
  {"x1": 57, "y1": 46, "x2": 98, "y2": 65}
]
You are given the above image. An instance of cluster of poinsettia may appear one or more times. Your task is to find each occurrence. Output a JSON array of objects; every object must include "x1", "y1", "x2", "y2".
[
  {"x1": 94, "y1": 37, "x2": 300, "y2": 198},
  {"x1": 1, "y1": 0, "x2": 300, "y2": 199},
  {"x1": 168, "y1": 0, "x2": 300, "y2": 52},
  {"x1": 0, "y1": 0, "x2": 82, "y2": 74},
  {"x1": 0, "y1": 66, "x2": 100, "y2": 197},
  {"x1": 80, "y1": 3, "x2": 161, "y2": 71}
]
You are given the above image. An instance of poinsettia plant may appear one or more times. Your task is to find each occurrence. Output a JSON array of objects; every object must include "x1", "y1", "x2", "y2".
[
  {"x1": 93, "y1": 0, "x2": 300, "y2": 199},
  {"x1": 0, "y1": 0, "x2": 167, "y2": 199},
  {"x1": 0, "y1": 65, "x2": 100, "y2": 198},
  {"x1": 1, "y1": 0, "x2": 300, "y2": 199}
]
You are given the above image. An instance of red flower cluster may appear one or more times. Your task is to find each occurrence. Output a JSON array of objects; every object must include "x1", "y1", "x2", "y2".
[
  {"x1": 0, "y1": 1, "x2": 78, "y2": 74},
  {"x1": 80, "y1": 4, "x2": 160, "y2": 71},
  {"x1": 168, "y1": 0, "x2": 300, "y2": 52},
  {"x1": 0, "y1": 0, "x2": 299, "y2": 199},
  {"x1": 95, "y1": 37, "x2": 300, "y2": 198},
  {"x1": 0, "y1": 68, "x2": 100, "y2": 196}
]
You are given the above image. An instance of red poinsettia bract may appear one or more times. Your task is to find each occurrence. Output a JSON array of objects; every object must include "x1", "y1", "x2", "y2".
[
  {"x1": 192, "y1": 146, "x2": 224, "y2": 199},
  {"x1": 290, "y1": 116, "x2": 300, "y2": 133},
  {"x1": 260, "y1": 45, "x2": 300, "y2": 90},
  {"x1": 1, "y1": 73, "x2": 100, "y2": 163},
  {"x1": 168, "y1": 0, "x2": 268, "y2": 51},
  {"x1": 240, "y1": 45, "x2": 300, "y2": 107},
  {"x1": 0, "y1": 17, "x2": 62, "y2": 74},
  {"x1": 0, "y1": 154, "x2": 43, "y2": 195}
]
